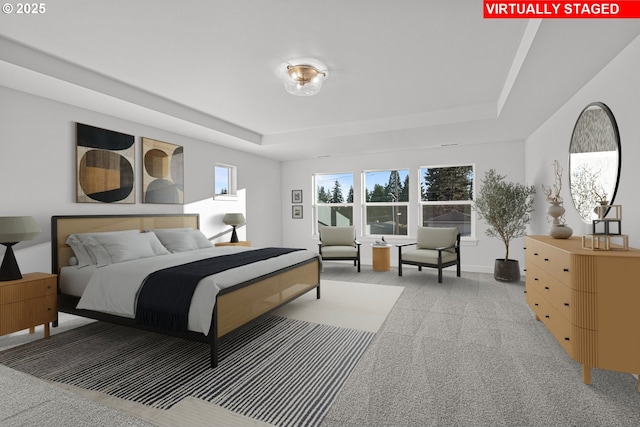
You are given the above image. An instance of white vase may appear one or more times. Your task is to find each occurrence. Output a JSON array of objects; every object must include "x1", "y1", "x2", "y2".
[
  {"x1": 547, "y1": 201, "x2": 573, "y2": 239},
  {"x1": 549, "y1": 224, "x2": 573, "y2": 239}
]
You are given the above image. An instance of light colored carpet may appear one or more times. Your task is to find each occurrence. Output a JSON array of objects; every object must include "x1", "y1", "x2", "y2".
[{"x1": 0, "y1": 280, "x2": 402, "y2": 427}]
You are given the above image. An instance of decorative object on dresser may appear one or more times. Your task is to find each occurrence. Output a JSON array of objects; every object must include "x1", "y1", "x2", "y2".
[
  {"x1": 542, "y1": 160, "x2": 573, "y2": 239},
  {"x1": 569, "y1": 102, "x2": 621, "y2": 222},
  {"x1": 76, "y1": 123, "x2": 135, "y2": 204},
  {"x1": 525, "y1": 235, "x2": 640, "y2": 391},
  {"x1": 222, "y1": 213, "x2": 245, "y2": 243},
  {"x1": 473, "y1": 169, "x2": 536, "y2": 282},
  {"x1": 581, "y1": 203, "x2": 627, "y2": 250},
  {"x1": 0, "y1": 216, "x2": 41, "y2": 281},
  {"x1": 0, "y1": 272, "x2": 57, "y2": 338},
  {"x1": 141, "y1": 137, "x2": 184, "y2": 204}
]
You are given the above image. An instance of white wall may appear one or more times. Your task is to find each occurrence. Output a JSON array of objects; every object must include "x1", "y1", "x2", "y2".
[
  {"x1": 525, "y1": 35, "x2": 640, "y2": 248},
  {"x1": 0, "y1": 86, "x2": 282, "y2": 272},
  {"x1": 282, "y1": 140, "x2": 527, "y2": 273}
]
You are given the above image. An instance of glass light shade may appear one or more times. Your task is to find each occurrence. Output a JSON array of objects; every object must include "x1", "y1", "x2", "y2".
[
  {"x1": 0, "y1": 216, "x2": 41, "y2": 243},
  {"x1": 283, "y1": 64, "x2": 326, "y2": 96},
  {"x1": 222, "y1": 213, "x2": 245, "y2": 226}
]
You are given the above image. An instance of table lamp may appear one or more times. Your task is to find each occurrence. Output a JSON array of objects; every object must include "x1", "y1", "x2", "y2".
[
  {"x1": 222, "y1": 213, "x2": 245, "y2": 243},
  {"x1": 0, "y1": 216, "x2": 41, "y2": 281}
]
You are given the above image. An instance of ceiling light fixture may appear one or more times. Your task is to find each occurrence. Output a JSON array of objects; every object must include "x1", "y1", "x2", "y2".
[{"x1": 282, "y1": 63, "x2": 327, "y2": 96}]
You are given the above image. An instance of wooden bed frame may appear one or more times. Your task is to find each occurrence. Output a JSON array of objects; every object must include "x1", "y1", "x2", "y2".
[{"x1": 51, "y1": 214, "x2": 320, "y2": 368}]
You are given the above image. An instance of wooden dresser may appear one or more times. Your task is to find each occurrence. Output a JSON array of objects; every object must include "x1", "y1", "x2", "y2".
[
  {"x1": 0, "y1": 272, "x2": 57, "y2": 339},
  {"x1": 525, "y1": 235, "x2": 640, "y2": 391}
]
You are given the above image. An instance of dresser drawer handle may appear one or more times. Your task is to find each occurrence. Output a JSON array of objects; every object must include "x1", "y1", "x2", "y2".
[
  {"x1": 534, "y1": 252, "x2": 539, "y2": 256},
  {"x1": 534, "y1": 278, "x2": 539, "y2": 281},
  {"x1": 545, "y1": 315, "x2": 550, "y2": 318},
  {"x1": 564, "y1": 303, "x2": 570, "y2": 307},
  {"x1": 563, "y1": 268, "x2": 569, "y2": 272},
  {"x1": 534, "y1": 303, "x2": 539, "y2": 306},
  {"x1": 544, "y1": 286, "x2": 549, "y2": 290},
  {"x1": 544, "y1": 258, "x2": 549, "y2": 262},
  {"x1": 564, "y1": 337, "x2": 570, "y2": 341}
]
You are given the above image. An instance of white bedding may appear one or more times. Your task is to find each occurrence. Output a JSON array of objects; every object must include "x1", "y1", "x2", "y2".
[{"x1": 72, "y1": 246, "x2": 318, "y2": 335}]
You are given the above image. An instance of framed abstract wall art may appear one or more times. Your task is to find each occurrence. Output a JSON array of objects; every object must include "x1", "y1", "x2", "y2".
[
  {"x1": 76, "y1": 123, "x2": 135, "y2": 203},
  {"x1": 142, "y1": 137, "x2": 184, "y2": 204}
]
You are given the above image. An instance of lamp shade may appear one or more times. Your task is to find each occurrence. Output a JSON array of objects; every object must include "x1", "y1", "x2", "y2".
[
  {"x1": 0, "y1": 216, "x2": 41, "y2": 243},
  {"x1": 222, "y1": 213, "x2": 245, "y2": 226},
  {"x1": 0, "y1": 216, "x2": 40, "y2": 281}
]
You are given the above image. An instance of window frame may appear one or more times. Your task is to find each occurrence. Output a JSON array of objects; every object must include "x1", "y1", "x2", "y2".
[
  {"x1": 418, "y1": 163, "x2": 475, "y2": 239},
  {"x1": 313, "y1": 171, "x2": 355, "y2": 234},
  {"x1": 214, "y1": 163, "x2": 237, "y2": 199},
  {"x1": 362, "y1": 168, "x2": 410, "y2": 237}
]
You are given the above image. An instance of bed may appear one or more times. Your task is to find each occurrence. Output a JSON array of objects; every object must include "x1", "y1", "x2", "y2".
[{"x1": 51, "y1": 214, "x2": 320, "y2": 367}]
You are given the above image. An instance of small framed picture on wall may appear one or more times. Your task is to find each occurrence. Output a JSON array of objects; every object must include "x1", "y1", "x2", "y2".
[
  {"x1": 292, "y1": 205, "x2": 303, "y2": 219},
  {"x1": 292, "y1": 189, "x2": 303, "y2": 203}
]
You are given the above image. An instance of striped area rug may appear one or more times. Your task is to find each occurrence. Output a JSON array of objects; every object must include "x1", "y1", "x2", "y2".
[{"x1": 0, "y1": 316, "x2": 374, "y2": 427}]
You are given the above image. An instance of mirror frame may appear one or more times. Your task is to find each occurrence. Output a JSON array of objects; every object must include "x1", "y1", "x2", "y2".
[{"x1": 568, "y1": 102, "x2": 621, "y2": 222}]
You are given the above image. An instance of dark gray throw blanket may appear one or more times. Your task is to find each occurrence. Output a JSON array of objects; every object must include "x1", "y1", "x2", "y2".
[{"x1": 135, "y1": 247, "x2": 304, "y2": 332}]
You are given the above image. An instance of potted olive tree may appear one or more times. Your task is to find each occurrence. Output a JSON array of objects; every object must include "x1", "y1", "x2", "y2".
[{"x1": 474, "y1": 169, "x2": 536, "y2": 282}]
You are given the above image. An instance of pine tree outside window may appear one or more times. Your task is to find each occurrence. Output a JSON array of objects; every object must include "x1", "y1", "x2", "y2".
[
  {"x1": 363, "y1": 169, "x2": 409, "y2": 236},
  {"x1": 420, "y1": 165, "x2": 474, "y2": 237},
  {"x1": 314, "y1": 172, "x2": 354, "y2": 233}
]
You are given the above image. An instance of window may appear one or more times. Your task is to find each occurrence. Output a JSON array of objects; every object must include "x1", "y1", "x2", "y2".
[
  {"x1": 214, "y1": 164, "x2": 237, "y2": 198},
  {"x1": 420, "y1": 165, "x2": 474, "y2": 237},
  {"x1": 314, "y1": 172, "x2": 354, "y2": 232},
  {"x1": 363, "y1": 169, "x2": 409, "y2": 236}
]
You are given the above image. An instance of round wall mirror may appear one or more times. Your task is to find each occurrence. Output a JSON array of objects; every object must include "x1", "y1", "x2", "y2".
[{"x1": 569, "y1": 102, "x2": 621, "y2": 222}]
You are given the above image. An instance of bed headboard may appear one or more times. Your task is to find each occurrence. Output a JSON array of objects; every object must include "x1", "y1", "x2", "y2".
[{"x1": 51, "y1": 214, "x2": 200, "y2": 274}]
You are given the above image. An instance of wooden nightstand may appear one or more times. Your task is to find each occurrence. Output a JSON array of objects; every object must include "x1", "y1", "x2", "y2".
[
  {"x1": 215, "y1": 241, "x2": 251, "y2": 247},
  {"x1": 0, "y1": 272, "x2": 57, "y2": 339}
]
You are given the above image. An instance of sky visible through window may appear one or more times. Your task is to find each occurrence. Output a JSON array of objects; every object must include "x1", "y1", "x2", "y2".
[
  {"x1": 364, "y1": 170, "x2": 409, "y2": 194},
  {"x1": 316, "y1": 173, "x2": 353, "y2": 201},
  {"x1": 316, "y1": 171, "x2": 410, "y2": 201},
  {"x1": 215, "y1": 166, "x2": 229, "y2": 194}
]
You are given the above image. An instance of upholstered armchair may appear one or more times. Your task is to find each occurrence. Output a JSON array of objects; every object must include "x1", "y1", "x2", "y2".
[
  {"x1": 397, "y1": 227, "x2": 460, "y2": 283},
  {"x1": 318, "y1": 225, "x2": 361, "y2": 272}
]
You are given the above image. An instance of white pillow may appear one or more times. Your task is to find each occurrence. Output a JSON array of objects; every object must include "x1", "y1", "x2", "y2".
[
  {"x1": 153, "y1": 228, "x2": 212, "y2": 252},
  {"x1": 190, "y1": 230, "x2": 213, "y2": 249},
  {"x1": 86, "y1": 231, "x2": 170, "y2": 265},
  {"x1": 66, "y1": 234, "x2": 93, "y2": 268},
  {"x1": 67, "y1": 230, "x2": 140, "y2": 267}
]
